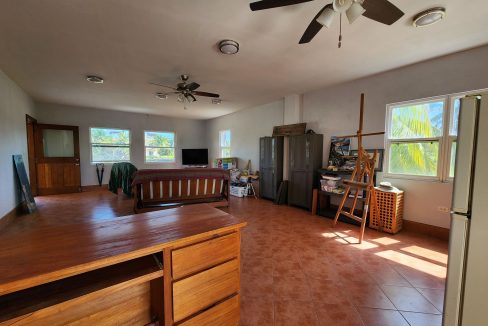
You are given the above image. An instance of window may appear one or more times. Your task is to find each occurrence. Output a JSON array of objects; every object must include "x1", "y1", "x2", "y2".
[
  {"x1": 144, "y1": 131, "x2": 175, "y2": 163},
  {"x1": 386, "y1": 98, "x2": 445, "y2": 178},
  {"x1": 219, "y1": 129, "x2": 231, "y2": 158},
  {"x1": 90, "y1": 128, "x2": 130, "y2": 163},
  {"x1": 448, "y1": 97, "x2": 461, "y2": 178},
  {"x1": 385, "y1": 92, "x2": 468, "y2": 180}
]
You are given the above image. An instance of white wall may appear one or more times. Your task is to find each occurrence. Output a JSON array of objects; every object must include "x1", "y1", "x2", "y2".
[
  {"x1": 303, "y1": 45, "x2": 488, "y2": 229},
  {"x1": 206, "y1": 100, "x2": 284, "y2": 171},
  {"x1": 0, "y1": 70, "x2": 36, "y2": 220},
  {"x1": 205, "y1": 45, "x2": 488, "y2": 228},
  {"x1": 35, "y1": 103, "x2": 207, "y2": 186}
]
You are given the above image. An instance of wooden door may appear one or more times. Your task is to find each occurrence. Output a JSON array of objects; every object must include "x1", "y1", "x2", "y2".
[
  {"x1": 26, "y1": 115, "x2": 38, "y2": 196},
  {"x1": 34, "y1": 124, "x2": 81, "y2": 195}
]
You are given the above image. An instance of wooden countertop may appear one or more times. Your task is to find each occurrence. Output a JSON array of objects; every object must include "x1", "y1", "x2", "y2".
[{"x1": 0, "y1": 204, "x2": 246, "y2": 296}]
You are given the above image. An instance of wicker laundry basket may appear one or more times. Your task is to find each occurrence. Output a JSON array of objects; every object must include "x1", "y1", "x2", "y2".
[{"x1": 370, "y1": 187, "x2": 404, "y2": 234}]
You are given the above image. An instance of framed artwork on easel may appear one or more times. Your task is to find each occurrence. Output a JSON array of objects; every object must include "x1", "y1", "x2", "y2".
[{"x1": 350, "y1": 149, "x2": 384, "y2": 171}]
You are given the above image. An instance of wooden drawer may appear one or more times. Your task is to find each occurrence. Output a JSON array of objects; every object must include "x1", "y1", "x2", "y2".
[
  {"x1": 172, "y1": 232, "x2": 239, "y2": 280},
  {"x1": 173, "y1": 259, "x2": 239, "y2": 322},
  {"x1": 178, "y1": 295, "x2": 239, "y2": 326}
]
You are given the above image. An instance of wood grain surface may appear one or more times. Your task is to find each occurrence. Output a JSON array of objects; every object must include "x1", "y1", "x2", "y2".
[{"x1": 0, "y1": 204, "x2": 245, "y2": 296}]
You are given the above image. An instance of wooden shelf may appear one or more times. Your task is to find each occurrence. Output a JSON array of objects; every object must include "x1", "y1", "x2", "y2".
[{"x1": 0, "y1": 255, "x2": 164, "y2": 322}]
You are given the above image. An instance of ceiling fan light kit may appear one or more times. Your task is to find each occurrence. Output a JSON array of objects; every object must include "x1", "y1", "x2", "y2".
[
  {"x1": 86, "y1": 75, "x2": 104, "y2": 84},
  {"x1": 316, "y1": 7, "x2": 336, "y2": 28},
  {"x1": 218, "y1": 40, "x2": 239, "y2": 54},
  {"x1": 346, "y1": 1, "x2": 366, "y2": 24},
  {"x1": 413, "y1": 7, "x2": 445, "y2": 27},
  {"x1": 250, "y1": 0, "x2": 404, "y2": 47},
  {"x1": 150, "y1": 74, "x2": 220, "y2": 109}
]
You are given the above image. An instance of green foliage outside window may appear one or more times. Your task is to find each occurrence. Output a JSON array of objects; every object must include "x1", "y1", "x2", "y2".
[
  {"x1": 388, "y1": 102, "x2": 443, "y2": 176},
  {"x1": 145, "y1": 132, "x2": 175, "y2": 163},
  {"x1": 90, "y1": 128, "x2": 130, "y2": 163}
]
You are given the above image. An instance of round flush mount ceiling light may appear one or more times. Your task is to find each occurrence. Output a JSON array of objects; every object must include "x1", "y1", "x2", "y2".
[
  {"x1": 86, "y1": 75, "x2": 104, "y2": 84},
  {"x1": 413, "y1": 7, "x2": 445, "y2": 27},
  {"x1": 212, "y1": 98, "x2": 222, "y2": 105},
  {"x1": 218, "y1": 40, "x2": 239, "y2": 55},
  {"x1": 155, "y1": 92, "x2": 168, "y2": 100}
]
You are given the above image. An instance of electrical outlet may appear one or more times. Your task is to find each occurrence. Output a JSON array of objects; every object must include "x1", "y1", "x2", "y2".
[{"x1": 438, "y1": 206, "x2": 450, "y2": 213}]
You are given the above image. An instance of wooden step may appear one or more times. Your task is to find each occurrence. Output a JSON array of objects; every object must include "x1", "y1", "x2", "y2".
[
  {"x1": 339, "y1": 211, "x2": 363, "y2": 223},
  {"x1": 343, "y1": 180, "x2": 369, "y2": 189}
]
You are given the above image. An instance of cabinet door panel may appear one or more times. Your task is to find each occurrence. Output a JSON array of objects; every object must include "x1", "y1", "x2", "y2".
[
  {"x1": 289, "y1": 171, "x2": 308, "y2": 207},
  {"x1": 173, "y1": 259, "x2": 239, "y2": 322}
]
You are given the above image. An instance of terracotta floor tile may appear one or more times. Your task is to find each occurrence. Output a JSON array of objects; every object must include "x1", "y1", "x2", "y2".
[
  {"x1": 357, "y1": 308, "x2": 409, "y2": 326},
  {"x1": 274, "y1": 300, "x2": 318, "y2": 326},
  {"x1": 240, "y1": 296, "x2": 274, "y2": 326},
  {"x1": 315, "y1": 303, "x2": 364, "y2": 326},
  {"x1": 334, "y1": 263, "x2": 377, "y2": 286},
  {"x1": 343, "y1": 282, "x2": 396, "y2": 310},
  {"x1": 241, "y1": 273, "x2": 274, "y2": 299},
  {"x1": 417, "y1": 288, "x2": 445, "y2": 312},
  {"x1": 307, "y1": 278, "x2": 350, "y2": 305},
  {"x1": 367, "y1": 265, "x2": 411, "y2": 287},
  {"x1": 394, "y1": 266, "x2": 446, "y2": 289},
  {"x1": 242, "y1": 257, "x2": 274, "y2": 275},
  {"x1": 273, "y1": 258, "x2": 305, "y2": 278},
  {"x1": 301, "y1": 260, "x2": 340, "y2": 281},
  {"x1": 400, "y1": 311, "x2": 443, "y2": 326},
  {"x1": 381, "y1": 285, "x2": 440, "y2": 314},
  {"x1": 273, "y1": 276, "x2": 311, "y2": 301}
]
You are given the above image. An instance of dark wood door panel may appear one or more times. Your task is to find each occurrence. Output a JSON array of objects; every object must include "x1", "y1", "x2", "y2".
[{"x1": 34, "y1": 124, "x2": 81, "y2": 195}]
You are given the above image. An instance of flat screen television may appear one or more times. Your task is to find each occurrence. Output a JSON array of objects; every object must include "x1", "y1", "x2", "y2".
[{"x1": 182, "y1": 148, "x2": 209, "y2": 166}]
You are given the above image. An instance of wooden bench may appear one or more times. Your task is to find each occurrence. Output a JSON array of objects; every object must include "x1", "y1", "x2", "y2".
[{"x1": 132, "y1": 168, "x2": 230, "y2": 213}]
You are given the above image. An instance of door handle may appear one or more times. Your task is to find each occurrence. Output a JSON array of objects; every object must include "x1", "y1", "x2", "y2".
[{"x1": 75, "y1": 163, "x2": 80, "y2": 166}]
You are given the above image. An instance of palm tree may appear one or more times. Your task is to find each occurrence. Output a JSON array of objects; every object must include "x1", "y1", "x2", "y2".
[{"x1": 389, "y1": 104, "x2": 442, "y2": 176}]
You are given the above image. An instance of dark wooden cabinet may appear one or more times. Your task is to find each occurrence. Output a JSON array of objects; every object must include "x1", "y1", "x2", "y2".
[
  {"x1": 259, "y1": 136, "x2": 284, "y2": 200},
  {"x1": 288, "y1": 134, "x2": 323, "y2": 210}
]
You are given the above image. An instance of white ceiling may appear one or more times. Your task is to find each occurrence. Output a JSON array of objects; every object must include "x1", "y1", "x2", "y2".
[{"x1": 1, "y1": 0, "x2": 487, "y2": 119}]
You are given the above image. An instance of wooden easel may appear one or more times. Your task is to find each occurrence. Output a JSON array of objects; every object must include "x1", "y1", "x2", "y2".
[{"x1": 333, "y1": 94, "x2": 384, "y2": 243}]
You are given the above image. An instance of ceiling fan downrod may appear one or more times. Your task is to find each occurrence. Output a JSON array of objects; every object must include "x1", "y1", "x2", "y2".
[{"x1": 338, "y1": 13, "x2": 342, "y2": 48}]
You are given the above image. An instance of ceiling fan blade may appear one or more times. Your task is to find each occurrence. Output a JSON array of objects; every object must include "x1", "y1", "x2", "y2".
[
  {"x1": 193, "y1": 91, "x2": 220, "y2": 98},
  {"x1": 299, "y1": 4, "x2": 331, "y2": 44},
  {"x1": 186, "y1": 82, "x2": 200, "y2": 91},
  {"x1": 361, "y1": 0, "x2": 404, "y2": 25},
  {"x1": 149, "y1": 82, "x2": 177, "y2": 90},
  {"x1": 250, "y1": 0, "x2": 314, "y2": 11}
]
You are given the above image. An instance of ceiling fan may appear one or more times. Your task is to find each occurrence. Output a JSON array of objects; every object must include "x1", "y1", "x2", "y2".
[
  {"x1": 150, "y1": 75, "x2": 220, "y2": 105},
  {"x1": 249, "y1": 0, "x2": 404, "y2": 47}
]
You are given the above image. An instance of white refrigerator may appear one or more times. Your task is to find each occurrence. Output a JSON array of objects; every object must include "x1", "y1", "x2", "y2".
[{"x1": 444, "y1": 92, "x2": 488, "y2": 325}]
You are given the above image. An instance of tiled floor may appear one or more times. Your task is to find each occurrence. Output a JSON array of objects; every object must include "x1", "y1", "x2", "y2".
[
  {"x1": 230, "y1": 197, "x2": 448, "y2": 326},
  {"x1": 4, "y1": 190, "x2": 448, "y2": 325}
]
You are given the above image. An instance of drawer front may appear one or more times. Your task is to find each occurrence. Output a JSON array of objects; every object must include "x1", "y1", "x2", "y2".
[
  {"x1": 172, "y1": 232, "x2": 239, "y2": 280},
  {"x1": 173, "y1": 259, "x2": 239, "y2": 322},
  {"x1": 178, "y1": 295, "x2": 239, "y2": 326}
]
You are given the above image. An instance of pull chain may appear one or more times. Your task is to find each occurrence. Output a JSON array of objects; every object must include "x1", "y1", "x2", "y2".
[{"x1": 338, "y1": 13, "x2": 342, "y2": 48}]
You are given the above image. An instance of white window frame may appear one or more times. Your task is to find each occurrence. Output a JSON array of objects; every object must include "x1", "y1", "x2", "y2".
[
  {"x1": 89, "y1": 127, "x2": 131, "y2": 164},
  {"x1": 384, "y1": 96, "x2": 447, "y2": 181},
  {"x1": 384, "y1": 89, "x2": 488, "y2": 182},
  {"x1": 219, "y1": 129, "x2": 231, "y2": 158},
  {"x1": 143, "y1": 130, "x2": 176, "y2": 164}
]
